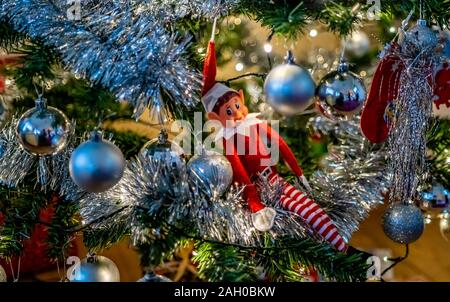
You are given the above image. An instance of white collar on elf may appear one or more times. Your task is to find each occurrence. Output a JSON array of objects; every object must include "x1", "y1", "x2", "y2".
[{"x1": 215, "y1": 113, "x2": 263, "y2": 141}]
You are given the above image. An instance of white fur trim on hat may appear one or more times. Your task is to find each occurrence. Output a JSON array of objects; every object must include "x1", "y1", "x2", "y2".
[{"x1": 202, "y1": 83, "x2": 237, "y2": 112}]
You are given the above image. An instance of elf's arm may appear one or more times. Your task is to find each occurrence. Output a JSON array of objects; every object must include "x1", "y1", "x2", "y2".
[
  {"x1": 260, "y1": 123, "x2": 303, "y2": 177},
  {"x1": 260, "y1": 123, "x2": 312, "y2": 190}
]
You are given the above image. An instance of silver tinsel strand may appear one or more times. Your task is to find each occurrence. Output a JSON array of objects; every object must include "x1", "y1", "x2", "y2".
[
  {"x1": 1, "y1": 0, "x2": 202, "y2": 119},
  {"x1": 307, "y1": 116, "x2": 387, "y2": 241},
  {"x1": 78, "y1": 151, "x2": 315, "y2": 247},
  {"x1": 386, "y1": 22, "x2": 441, "y2": 204}
]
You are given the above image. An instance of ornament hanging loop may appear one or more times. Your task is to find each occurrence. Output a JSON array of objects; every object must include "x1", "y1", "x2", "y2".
[
  {"x1": 8, "y1": 256, "x2": 21, "y2": 282},
  {"x1": 419, "y1": 0, "x2": 424, "y2": 20},
  {"x1": 284, "y1": 50, "x2": 295, "y2": 64},
  {"x1": 157, "y1": 128, "x2": 169, "y2": 144},
  {"x1": 35, "y1": 96, "x2": 47, "y2": 110},
  {"x1": 211, "y1": 17, "x2": 218, "y2": 42}
]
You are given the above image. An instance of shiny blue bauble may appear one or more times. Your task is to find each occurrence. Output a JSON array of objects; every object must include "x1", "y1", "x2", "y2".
[{"x1": 69, "y1": 131, "x2": 125, "y2": 192}]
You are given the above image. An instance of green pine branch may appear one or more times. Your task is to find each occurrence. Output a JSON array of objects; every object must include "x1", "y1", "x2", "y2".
[
  {"x1": 193, "y1": 241, "x2": 258, "y2": 282},
  {"x1": 0, "y1": 185, "x2": 49, "y2": 258},
  {"x1": 46, "y1": 197, "x2": 79, "y2": 260}
]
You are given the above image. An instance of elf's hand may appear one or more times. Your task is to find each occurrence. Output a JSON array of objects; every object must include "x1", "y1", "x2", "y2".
[
  {"x1": 298, "y1": 175, "x2": 312, "y2": 192},
  {"x1": 252, "y1": 207, "x2": 276, "y2": 232}
]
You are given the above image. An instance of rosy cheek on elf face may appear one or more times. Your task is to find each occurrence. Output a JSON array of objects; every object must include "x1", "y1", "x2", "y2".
[{"x1": 219, "y1": 97, "x2": 249, "y2": 127}]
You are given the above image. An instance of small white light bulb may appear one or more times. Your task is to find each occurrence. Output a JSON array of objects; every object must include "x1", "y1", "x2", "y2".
[{"x1": 263, "y1": 43, "x2": 273, "y2": 53}]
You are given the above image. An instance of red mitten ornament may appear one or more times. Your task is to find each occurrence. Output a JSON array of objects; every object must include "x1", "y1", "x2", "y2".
[
  {"x1": 433, "y1": 62, "x2": 450, "y2": 109},
  {"x1": 361, "y1": 44, "x2": 404, "y2": 144}
]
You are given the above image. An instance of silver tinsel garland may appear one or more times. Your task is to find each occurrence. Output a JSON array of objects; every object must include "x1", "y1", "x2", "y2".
[
  {"x1": 78, "y1": 151, "x2": 317, "y2": 247},
  {"x1": 386, "y1": 21, "x2": 442, "y2": 204},
  {"x1": 0, "y1": 0, "x2": 202, "y2": 119},
  {"x1": 77, "y1": 116, "x2": 385, "y2": 248},
  {"x1": 307, "y1": 116, "x2": 388, "y2": 241}
]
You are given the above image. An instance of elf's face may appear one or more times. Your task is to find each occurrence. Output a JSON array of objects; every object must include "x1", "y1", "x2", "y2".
[{"x1": 207, "y1": 90, "x2": 249, "y2": 127}]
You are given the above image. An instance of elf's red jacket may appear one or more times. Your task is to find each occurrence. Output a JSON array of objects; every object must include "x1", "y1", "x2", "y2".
[{"x1": 219, "y1": 115, "x2": 303, "y2": 213}]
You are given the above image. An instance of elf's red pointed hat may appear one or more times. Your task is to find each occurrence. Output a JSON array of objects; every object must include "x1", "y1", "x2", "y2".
[{"x1": 202, "y1": 18, "x2": 237, "y2": 113}]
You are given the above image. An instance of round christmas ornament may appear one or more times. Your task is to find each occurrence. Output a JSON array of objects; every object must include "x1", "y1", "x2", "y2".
[
  {"x1": 0, "y1": 264, "x2": 6, "y2": 282},
  {"x1": 16, "y1": 97, "x2": 70, "y2": 156},
  {"x1": 419, "y1": 184, "x2": 449, "y2": 211},
  {"x1": 316, "y1": 61, "x2": 366, "y2": 118},
  {"x1": 398, "y1": 19, "x2": 439, "y2": 55},
  {"x1": 69, "y1": 254, "x2": 120, "y2": 282},
  {"x1": 140, "y1": 128, "x2": 184, "y2": 169},
  {"x1": 69, "y1": 131, "x2": 125, "y2": 192},
  {"x1": 140, "y1": 129, "x2": 185, "y2": 193},
  {"x1": 187, "y1": 148, "x2": 233, "y2": 198},
  {"x1": 137, "y1": 271, "x2": 172, "y2": 282},
  {"x1": 264, "y1": 50, "x2": 316, "y2": 116},
  {"x1": 342, "y1": 30, "x2": 370, "y2": 58},
  {"x1": 382, "y1": 203, "x2": 424, "y2": 244},
  {"x1": 419, "y1": 184, "x2": 449, "y2": 222}
]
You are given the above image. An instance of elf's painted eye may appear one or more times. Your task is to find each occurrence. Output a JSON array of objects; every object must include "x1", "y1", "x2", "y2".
[
  {"x1": 226, "y1": 108, "x2": 233, "y2": 116},
  {"x1": 235, "y1": 103, "x2": 240, "y2": 109}
]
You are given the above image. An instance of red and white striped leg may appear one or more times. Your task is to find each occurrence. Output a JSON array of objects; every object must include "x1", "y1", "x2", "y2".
[{"x1": 278, "y1": 181, "x2": 348, "y2": 252}]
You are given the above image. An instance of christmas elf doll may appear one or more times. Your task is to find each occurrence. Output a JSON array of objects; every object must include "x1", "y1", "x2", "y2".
[{"x1": 201, "y1": 28, "x2": 347, "y2": 252}]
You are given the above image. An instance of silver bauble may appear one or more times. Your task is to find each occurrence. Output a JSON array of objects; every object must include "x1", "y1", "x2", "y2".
[
  {"x1": 399, "y1": 19, "x2": 439, "y2": 56},
  {"x1": 140, "y1": 129, "x2": 184, "y2": 169},
  {"x1": 187, "y1": 149, "x2": 233, "y2": 198},
  {"x1": 69, "y1": 255, "x2": 120, "y2": 282},
  {"x1": 69, "y1": 131, "x2": 125, "y2": 192},
  {"x1": 16, "y1": 97, "x2": 70, "y2": 156},
  {"x1": 140, "y1": 129, "x2": 185, "y2": 194},
  {"x1": 382, "y1": 203, "x2": 424, "y2": 244},
  {"x1": 137, "y1": 272, "x2": 172, "y2": 282},
  {"x1": 264, "y1": 51, "x2": 315, "y2": 116},
  {"x1": 0, "y1": 264, "x2": 6, "y2": 282},
  {"x1": 419, "y1": 184, "x2": 449, "y2": 220},
  {"x1": 316, "y1": 62, "x2": 366, "y2": 117},
  {"x1": 342, "y1": 30, "x2": 370, "y2": 58},
  {"x1": 420, "y1": 184, "x2": 449, "y2": 210}
]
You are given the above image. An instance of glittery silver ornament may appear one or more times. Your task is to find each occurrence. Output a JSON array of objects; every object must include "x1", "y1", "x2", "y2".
[
  {"x1": 316, "y1": 61, "x2": 366, "y2": 117},
  {"x1": 0, "y1": 264, "x2": 6, "y2": 282},
  {"x1": 264, "y1": 51, "x2": 315, "y2": 116},
  {"x1": 69, "y1": 131, "x2": 125, "y2": 193},
  {"x1": 137, "y1": 272, "x2": 172, "y2": 282},
  {"x1": 387, "y1": 19, "x2": 441, "y2": 208},
  {"x1": 69, "y1": 254, "x2": 120, "y2": 282},
  {"x1": 187, "y1": 148, "x2": 233, "y2": 198},
  {"x1": 382, "y1": 203, "x2": 424, "y2": 244},
  {"x1": 16, "y1": 97, "x2": 70, "y2": 156},
  {"x1": 443, "y1": 31, "x2": 450, "y2": 59},
  {"x1": 399, "y1": 19, "x2": 439, "y2": 55}
]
